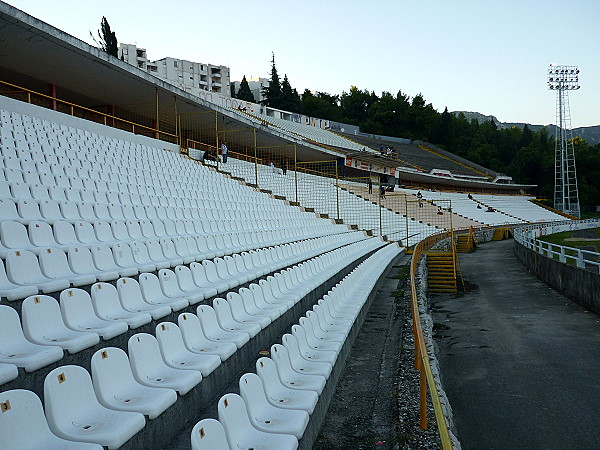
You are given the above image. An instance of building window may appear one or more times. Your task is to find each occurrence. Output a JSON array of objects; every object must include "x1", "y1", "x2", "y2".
[
  {"x1": 174, "y1": 61, "x2": 178, "y2": 68},
  {"x1": 149, "y1": 66, "x2": 157, "y2": 72}
]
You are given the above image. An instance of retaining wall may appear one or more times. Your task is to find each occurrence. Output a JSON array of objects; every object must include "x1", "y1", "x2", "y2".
[{"x1": 514, "y1": 240, "x2": 600, "y2": 315}]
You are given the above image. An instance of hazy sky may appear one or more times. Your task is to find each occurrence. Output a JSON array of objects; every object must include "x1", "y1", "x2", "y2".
[{"x1": 6, "y1": 0, "x2": 600, "y2": 127}]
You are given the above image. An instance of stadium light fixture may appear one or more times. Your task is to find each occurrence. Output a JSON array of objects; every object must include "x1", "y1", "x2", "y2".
[{"x1": 548, "y1": 64, "x2": 581, "y2": 218}]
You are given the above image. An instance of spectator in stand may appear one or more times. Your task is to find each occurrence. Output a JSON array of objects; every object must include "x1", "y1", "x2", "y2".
[
  {"x1": 379, "y1": 145, "x2": 385, "y2": 155},
  {"x1": 368, "y1": 178, "x2": 373, "y2": 194},
  {"x1": 282, "y1": 159, "x2": 288, "y2": 175},
  {"x1": 379, "y1": 184, "x2": 386, "y2": 199},
  {"x1": 468, "y1": 193, "x2": 473, "y2": 200},
  {"x1": 221, "y1": 142, "x2": 228, "y2": 163}
]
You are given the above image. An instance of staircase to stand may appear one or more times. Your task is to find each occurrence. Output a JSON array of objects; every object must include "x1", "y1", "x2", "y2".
[{"x1": 426, "y1": 251, "x2": 457, "y2": 293}]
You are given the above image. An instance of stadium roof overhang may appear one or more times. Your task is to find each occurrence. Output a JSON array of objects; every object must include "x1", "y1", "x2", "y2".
[{"x1": 0, "y1": 2, "x2": 339, "y2": 162}]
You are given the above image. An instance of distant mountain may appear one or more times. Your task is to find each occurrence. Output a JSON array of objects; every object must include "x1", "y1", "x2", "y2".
[{"x1": 452, "y1": 111, "x2": 600, "y2": 145}]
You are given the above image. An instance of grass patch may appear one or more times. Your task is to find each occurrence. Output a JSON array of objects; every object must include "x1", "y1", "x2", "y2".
[{"x1": 538, "y1": 228, "x2": 600, "y2": 252}]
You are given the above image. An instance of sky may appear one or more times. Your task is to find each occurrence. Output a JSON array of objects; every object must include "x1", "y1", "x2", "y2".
[{"x1": 5, "y1": 0, "x2": 600, "y2": 128}]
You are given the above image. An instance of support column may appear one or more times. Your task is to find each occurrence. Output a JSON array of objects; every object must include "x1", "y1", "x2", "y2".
[{"x1": 48, "y1": 83, "x2": 57, "y2": 110}]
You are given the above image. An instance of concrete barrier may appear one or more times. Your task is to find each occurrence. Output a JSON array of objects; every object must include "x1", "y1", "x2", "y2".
[{"x1": 514, "y1": 240, "x2": 600, "y2": 314}]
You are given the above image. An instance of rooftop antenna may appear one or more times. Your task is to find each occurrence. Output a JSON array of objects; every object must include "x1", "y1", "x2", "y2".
[{"x1": 547, "y1": 64, "x2": 581, "y2": 218}]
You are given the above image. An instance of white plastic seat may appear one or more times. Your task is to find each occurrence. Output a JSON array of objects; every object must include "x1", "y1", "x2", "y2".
[
  {"x1": 178, "y1": 312, "x2": 237, "y2": 361},
  {"x1": 90, "y1": 282, "x2": 152, "y2": 329},
  {"x1": 67, "y1": 245, "x2": 116, "y2": 282},
  {"x1": 138, "y1": 273, "x2": 190, "y2": 311},
  {"x1": 239, "y1": 372, "x2": 309, "y2": 439},
  {"x1": 53, "y1": 220, "x2": 79, "y2": 246},
  {"x1": 270, "y1": 344, "x2": 326, "y2": 394},
  {"x1": 155, "y1": 322, "x2": 221, "y2": 376},
  {"x1": 0, "y1": 363, "x2": 18, "y2": 385},
  {"x1": 0, "y1": 389, "x2": 103, "y2": 450},
  {"x1": 201, "y1": 260, "x2": 233, "y2": 292},
  {"x1": 292, "y1": 323, "x2": 340, "y2": 353},
  {"x1": 5, "y1": 249, "x2": 70, "y2": 293},
  {"x1": 28, "y1": 220, "x2": 62, "y2": 249},
  {"x1": 129, "y1": 241, "x2": 158, "y2": 272},
  {"x1": 0, "y1": 220, "x2": 38, "y2": 254},
  {"x1": 190, "y1": 418, "x2": 231, "y2": 450},
  {"x1": 189, "y1": 261, "x2": 224, "y2": 294},
  {"x1": 196, "y1": 305, "x2": 250, "y2": 348},
  {"x1": 0, "y1": 258, "x2": 38, "y2": 301},
  {"x1": 128, "y1": 333, "x2": 202, "y2": 395},
  {"x1": 282, "y1": 332, "x2": 336, "y2": 370},
  {"x1": 91, "y1": 244, "x2": 138, "y2": 277},
  {"x1": 175, "y1": 265, "x2": 217, "y2": 300},
  {"x1": 39, "y1": 247, "x2": 97, "y2": 287},
  {"x1": 0, "y1": 305, "x2": 64, "y2": 371},
  {"x1": 213, "y1": 298, "x2": 260, "y2": 337},
  {"x1": 22, "y1": 295, "x2": 99, "y2": 354},
  {"x1": 59, "y1": 288, "x2": 128, "y2": 340},
  {"x1": 113, "y1": 242, "x2": 149, "y2": 273},
  {"x1": 218, "y1": 393, "x2": 298, "y2": 450},
  {"x1": 116, "y1": 277, "x2": 171, "y2": 320},
  {"x1": 91, "y1": 347, "x2": 177, "y2": 420},
  {"x1": 225, "y1": 292, "x2": 271, "y2": 328},
  {"x1": 158, "y1": 268, "x2": 201, "y2": 304},
  {"x1": 44, "y1": 365, "x2": 146, "y2": 449}
]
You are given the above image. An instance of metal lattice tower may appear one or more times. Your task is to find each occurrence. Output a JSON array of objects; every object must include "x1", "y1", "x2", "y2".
[{"x1": 547, "y1": 64, "x2": 580, "y2": 218}]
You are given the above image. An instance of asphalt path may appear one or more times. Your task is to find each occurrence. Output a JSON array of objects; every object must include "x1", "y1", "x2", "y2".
[{"x1": 431, "y1": 239, "x2": 600, "y2": 450}]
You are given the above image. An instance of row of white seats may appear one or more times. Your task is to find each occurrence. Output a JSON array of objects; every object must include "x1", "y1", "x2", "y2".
[
  {"x1": 190, "y1": 243, "x2": 401, "y2": 449},
  {"x1": 0, "y1": 226, "x2": 366, "y2": 300},
  {"x1": 0, "y1": 236, "x2": 381, "y2": 376},
  {"x1": 0, "y1": 240, "x2": 389, "y2": 448}
]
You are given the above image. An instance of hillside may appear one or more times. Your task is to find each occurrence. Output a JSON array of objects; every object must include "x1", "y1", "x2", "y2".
[{"x1": 452, "y1": 111, "x2": 600, "y2": 144}]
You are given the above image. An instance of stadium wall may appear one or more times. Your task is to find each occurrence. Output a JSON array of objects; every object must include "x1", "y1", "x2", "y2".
[{"x1": 514, "y1": 241, "x2": 600, "y2": 314}]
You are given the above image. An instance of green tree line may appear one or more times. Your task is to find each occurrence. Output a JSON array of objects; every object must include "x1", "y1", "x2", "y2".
[{"x1": 242, "y1": 57, "x2": 599, "y2": 212}]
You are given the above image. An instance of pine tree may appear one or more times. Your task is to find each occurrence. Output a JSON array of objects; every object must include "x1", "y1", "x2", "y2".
[
  {"x1": 236, "y1": 75, "x2": 256, "y2": 102},
  {"x1": 279, "y1": 75, "x2": 301, "y2": 112},
  {"x1": 92, "y1": 17, "x2": 118, "y2": 57},
  {"x1": 261, "y1": 52, "x2": 282, "y2": 106}
]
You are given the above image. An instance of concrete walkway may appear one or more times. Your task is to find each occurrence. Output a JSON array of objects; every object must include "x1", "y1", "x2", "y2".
[{"x1": 431, "y1": 239, "x2": 600, "y2": 450}]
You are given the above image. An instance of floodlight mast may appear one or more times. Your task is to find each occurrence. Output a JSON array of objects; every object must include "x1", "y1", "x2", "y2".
[{"x1": 547, "y1": 64, "x2": 580, "y2": 218}]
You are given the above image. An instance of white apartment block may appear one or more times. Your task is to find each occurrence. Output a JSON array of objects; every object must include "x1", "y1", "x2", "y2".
[
  {"x1": 118, "y1": 43, "x2": 231, "y2": 96},
  {"x1": 232, "y1": 76, "x2": 270, "y2": 103}
]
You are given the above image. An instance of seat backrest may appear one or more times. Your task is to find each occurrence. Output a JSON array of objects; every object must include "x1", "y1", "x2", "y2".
[
  {"x1": 158, "y1": 269, "x2": 181, "y2": 296},
  {"x1": 38, "y1": 247, "x2": 73, "y2": 280},
  {"x1": 190, "y1": 418, "x2": 231, "y2": 450},
  {"x1": 0, "y1": 389, "x2": 98, "y2": 449},
  {"x1": 5, "y1": 250, "x2": 45, "y2": 285},
  {"x1": 127, "y1": 333, "x2": 166, "y2": 376},
  {"x1": 90, "y1": 282, "x2": 123, "y2": 316},
  {"x1": 239, "y1": 372, "x2": 269, "y2": 409},
  {"x1": 74, "y1": 221, "x2": 98, "y2": 244},
  {"x1": 93, "y1": 221, "x2": 115, "y2": 243},
  {"x1": 43, "y1": 365, "x2": 101, "y2": 432},
  {"x1": 0, "y1": 305, "x2": 29, "y2": 344},
  {"x1": 0, "y1": 221, "x2": 31, "y2": 249},
  {"x1": 138, "y1": 272, "x2": 164, "y2": 302},
  {"x1": 90, "y1": 347, "x2": 137, "y2": 398},
  {"x1": 90, "y1": 245, "x2": 117, "y2": 270},
  {"x1": 67, "y1": 246, "x2": 97, "y2": 275},
  {"x1": 28, "y1": 221, "x2": 58, "y2": 247},
  {"x1": 217, "y1": 393, "x2": 255, "y2": 443}
]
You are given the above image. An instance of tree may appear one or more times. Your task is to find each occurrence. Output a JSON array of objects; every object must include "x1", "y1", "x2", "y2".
[
  {"x1": 235, "y1": 75, "x2": 256, "y2": 102},
  {"x1": 92, "y1": 17, "x2": 118, "y2": 57},
  {"x1": 279, "y1": 74, "x2": 301, "y2": 112},
  {"x1": 261, "y1": 52, "x2": 282, "y2": 106}
]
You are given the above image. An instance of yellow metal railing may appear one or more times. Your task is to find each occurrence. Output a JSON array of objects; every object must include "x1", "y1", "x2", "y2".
[
  {"x1": 410, "y1": 231, "x2": 454, "y2": 449},
  {"x1": 0, "y1": 79, "x2": 178, "y2": 143}
]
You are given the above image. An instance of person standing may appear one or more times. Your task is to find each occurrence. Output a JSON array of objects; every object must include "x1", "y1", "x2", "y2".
[
  {"x1": 221, "y1": 142, "x2": 228, "y2": 163},
  {"x1": 368, "y1": 178, "x2": 373, "y2": 194}
]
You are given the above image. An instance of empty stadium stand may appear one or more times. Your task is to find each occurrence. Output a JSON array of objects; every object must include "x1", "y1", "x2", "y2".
[{"x1": 0, "y1": 94, "x2": 402, "y2": 448}]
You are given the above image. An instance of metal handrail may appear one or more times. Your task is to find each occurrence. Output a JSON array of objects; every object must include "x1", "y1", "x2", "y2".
[
  {"x1": 0, "y1": 79, "x2": 177, "y2": 141},
  {"x1": 410, "y1": 231, "x2": 454, "y2": 449},
  {"x1": 514, "y1": 219, "x2": 600, "y2": 271}
]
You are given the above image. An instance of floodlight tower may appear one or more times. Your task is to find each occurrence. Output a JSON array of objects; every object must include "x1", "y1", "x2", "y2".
[{"x1": 547, "y1": 64, "x2": 580, "y2": 218}]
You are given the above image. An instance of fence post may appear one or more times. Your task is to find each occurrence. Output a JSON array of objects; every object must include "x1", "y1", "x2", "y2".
[
  {"x1": 294, "y1": 144, "x2": 298, "y2": 204},
  {"x1": 559, "y1": 246, "x2": 566, "y2": 263},
  {"x1": 253, "y1": 129, "x2": 258, "y2": 187},
  {"x1": 576, "y1": 250, "x2": 585, "y2": 268},
  {"x1": 335, "y1": 163, "x2": 340, "y2": 221}
]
